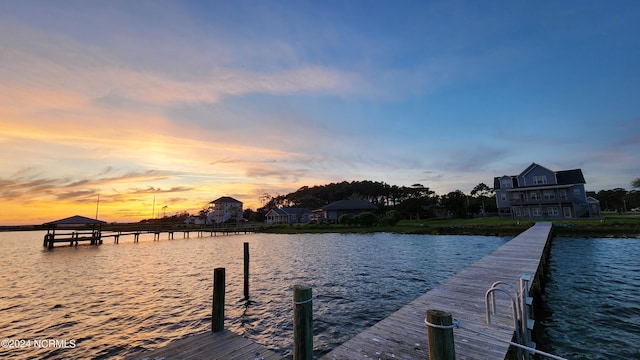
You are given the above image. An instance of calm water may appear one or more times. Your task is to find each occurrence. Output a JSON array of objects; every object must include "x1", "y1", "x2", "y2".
[
  {"x1": 2, "y1": 232, "x2": 637, "y2": 359},
  {"x1": 539, "y1": 237, "x2": 640, "y2": 359},
  {"x1": 0, "y1": 231, "x2": 508, "y2": 359}
]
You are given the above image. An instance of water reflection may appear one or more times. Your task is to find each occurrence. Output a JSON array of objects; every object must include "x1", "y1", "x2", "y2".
[{"x1": 0, "y1": 231, "x2": 508, "y2": 359}]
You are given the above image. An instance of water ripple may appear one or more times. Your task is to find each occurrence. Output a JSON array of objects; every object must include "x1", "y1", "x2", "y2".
[
  {"x1": 1, "y1": 231, "x2": 510, "y2": 359},
  {"x1": 538, "y1": 237, "x2": 640, "y2": 359}
]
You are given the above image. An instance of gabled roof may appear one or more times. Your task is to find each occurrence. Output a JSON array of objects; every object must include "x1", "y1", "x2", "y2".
[
  {"x1": 519, "y1": 162, "x2": 554, "y2": 178},
  {"x1": 494, "y1": 175, "x2": 516, "y2": 190},
  {"x1": 316, "y1": 200, "x2": 377, "y2": 211},
  {"x1": 587, "y1": 196, "x2": 600, "y2": 204},
  {"x1": 266, "y1": 208, "x2": 289, "y2": 216},
  {"x1": 44, "y1": 215, "x2": 106, "y2": 225},
  {"x1": 281, "y1": 207, "x2": 312, "y2": 215},
  {"x1": 267, "y1": 207, "x2": 312, "y2": 216},
  {"x1": 498, "y1": 164, "x2": 587, "y2": 189},
  {"x1": 210, "y1": 196, "x2": 242, "y2": 204}
]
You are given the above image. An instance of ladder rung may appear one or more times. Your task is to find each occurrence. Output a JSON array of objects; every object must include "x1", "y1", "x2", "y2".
[
  {"x1": 525, "y1": 296, "x2": 533, "y2": 306},
  {"x1": 527, "y1": 319, "x2": 535, "y2": 330}
]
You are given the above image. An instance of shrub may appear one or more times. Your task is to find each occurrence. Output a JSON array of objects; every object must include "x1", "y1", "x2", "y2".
[
  {"x1": 339, "y1": 214, "x2": 354, "y2": 226},
  {"x1": 382, "y1": 210, "x2": 402, "y2": 226},
  {"x1": 356, "y1": 212, "x2": 378, "y2": 227}
]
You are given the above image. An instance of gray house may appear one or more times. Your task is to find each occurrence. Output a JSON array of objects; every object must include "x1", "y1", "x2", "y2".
[
  {"x1": 313, "y1": 200, "x2": 378, "y2": 222},
  {"x1": 265, "y1": 207, "x2": 313, "y2": 224},
  {"x1": 494, "y1": 163, "x2": 602, "y2": 219}
]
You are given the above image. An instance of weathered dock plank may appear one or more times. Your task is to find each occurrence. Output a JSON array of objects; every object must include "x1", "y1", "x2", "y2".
[
  {"x1": 323, "y1": 222, "x2": 552, "y2": 360},
  {"x1": 128, "y1": 330, "x2": 282, "y2": 360}
]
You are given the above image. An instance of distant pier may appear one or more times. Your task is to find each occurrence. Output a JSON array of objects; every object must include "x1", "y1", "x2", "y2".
[{"x1": 42, "y1": 215, "x2": 261, "y2": 248}]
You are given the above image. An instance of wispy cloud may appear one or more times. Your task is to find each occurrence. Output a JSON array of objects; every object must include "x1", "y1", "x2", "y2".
[
  {"x1": 0, "y1": 168, "x2": 176, "y2": 201},
  {"x1": 1, "y1": 20, "x2": 363, "y2": 108},
  {"x1": 1, "y1": 1, "x2": 639, "y2": 224}
]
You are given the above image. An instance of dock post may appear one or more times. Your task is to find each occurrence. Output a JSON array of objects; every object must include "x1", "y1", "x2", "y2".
[
  {"x1": 426, "y1": 309, "x2": 456, "y2": 360},
  {"x1": 243, "y1": 242, "x2": 250, "y2": 300},
  {"x1": 212, "y1": 267, "x2": 225, "y2": 332},
  {"x1": 293, "y1": 285, "x2": 313, "y2": 360}
]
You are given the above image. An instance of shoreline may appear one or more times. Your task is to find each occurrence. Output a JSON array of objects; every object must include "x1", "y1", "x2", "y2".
[
  {"x1": 258, "y1": 223, "x2": 640, "y2": 238},
  {"x1": 2, "y1": 215, "x2": 638, "y2": 238}
]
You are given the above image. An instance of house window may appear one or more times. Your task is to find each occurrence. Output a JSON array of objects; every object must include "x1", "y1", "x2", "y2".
[
  {"x1": 532, "y1": 207, "x2": 541, "y2": 216},
  {"x1": 501, "y1": 194, "x2": 507, "y2": 202},
  {"x1": 529, "y1": 192, "x2": 538, "y2": 200},
  {"x1": 514, "y1": 208, "x2": 521, "y2": 216},
  {"x1": 534, "y1": 175, "x2": 547, "y2": 185},
  {"x1": 548, "y1": 207, "x2": 559, "y2": 216},
  {"x1": 573, "y1": 188, "x2": 581, "y2": 195},
  {"x1": 543, "y1": 191, "x2": 555, "y2": 200},
  {"x1": 501, "y1": 179, "x2": 512, "y2": 189},
  {"x1": 559, "y1": 190, "x2": 568, "y2": 200}
]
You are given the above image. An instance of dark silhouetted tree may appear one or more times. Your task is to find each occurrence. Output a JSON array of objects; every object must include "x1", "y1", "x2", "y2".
[{"x1": 441, "y1": 190, "x2": 469, "y2": 218}]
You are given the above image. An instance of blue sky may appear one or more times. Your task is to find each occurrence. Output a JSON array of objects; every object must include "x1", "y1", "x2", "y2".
[{"x1": 1, "y1": 0, "x2": 639, "y2": 224}]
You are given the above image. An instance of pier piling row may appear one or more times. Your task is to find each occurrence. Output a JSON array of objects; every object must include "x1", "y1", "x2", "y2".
[{"x1": 43, "y1": 225, "x2": 260, "y2": 248}]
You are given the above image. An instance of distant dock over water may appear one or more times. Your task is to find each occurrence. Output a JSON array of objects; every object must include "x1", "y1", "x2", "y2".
[{"x1": 41, "y1": 215, "x2": 260, "y2": 248}]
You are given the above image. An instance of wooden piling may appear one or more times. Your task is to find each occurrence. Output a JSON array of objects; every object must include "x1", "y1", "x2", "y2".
[
  {"x1": 212, "y1": 268, "x2": 225, "y2": 332},
  {"x1": 243, "y1": 242, "x2": 250, "y2": 300},
  {"x1": 293, "y1": 285, "x2": 313, "y2": 360},
  {"x1": 426, "y1": 309, "x2": 456, "y2": 360}
]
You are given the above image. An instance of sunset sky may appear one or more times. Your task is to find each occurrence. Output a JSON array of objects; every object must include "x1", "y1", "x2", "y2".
[{"x1": 1, "y1": 1, "x2": 639, "y2": 225}]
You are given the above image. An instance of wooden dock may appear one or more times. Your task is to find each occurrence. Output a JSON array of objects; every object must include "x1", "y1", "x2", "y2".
[
  {"x1": 128, "y1": 223, "x2": 553, "y2": 360},
  {"x1": 323, "y1": 222, "x2": 553, "y2": 360},
  {"x1": 42, "y1": 220, "x2": 261, "y2": 248},
  {"x1": 128, "y1": 330, "x2": 282, "y2": 360}
]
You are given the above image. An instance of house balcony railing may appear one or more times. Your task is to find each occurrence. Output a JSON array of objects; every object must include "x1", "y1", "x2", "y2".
[{"x1": 510, "y1": 197, "x2": 572, "y2": 205}]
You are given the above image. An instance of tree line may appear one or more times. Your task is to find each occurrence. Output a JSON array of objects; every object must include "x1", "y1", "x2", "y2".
[
  {"x1": 146, "y1": 178, "x2": 640, "y2": 223},
  {"x1": 244, "y1": 178, "x2": 640, "y2": 221},
  {"x1": 245, "y1": 180, "x2": 497, "y2": 221}
]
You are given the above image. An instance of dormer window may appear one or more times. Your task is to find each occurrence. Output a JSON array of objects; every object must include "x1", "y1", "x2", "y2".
[{"x1": 500, "y1": 178, "x2": 512, "y2": 189}]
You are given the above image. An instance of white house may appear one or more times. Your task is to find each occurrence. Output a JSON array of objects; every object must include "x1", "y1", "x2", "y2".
[{"x1": 207, "y1": 196, "x2": 243, "y2": 223}]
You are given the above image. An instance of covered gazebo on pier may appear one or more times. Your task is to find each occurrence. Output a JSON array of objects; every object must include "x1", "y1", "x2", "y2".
[{"x1": 43, "y1": 215, "x2": 106, "y2": 248}]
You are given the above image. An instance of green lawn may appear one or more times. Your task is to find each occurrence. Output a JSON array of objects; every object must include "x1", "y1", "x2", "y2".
[{"x1": 261, "y1": 212, "x2": 640, "y2": 237}]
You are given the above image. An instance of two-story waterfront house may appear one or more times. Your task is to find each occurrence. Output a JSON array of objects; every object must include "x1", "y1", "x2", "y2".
[
  {"x1": 207, "y1": 196, "x2": 243, "y2": 223},
  {"x1": 495, "y1": 163, "x2": 601, "y2": 219}
]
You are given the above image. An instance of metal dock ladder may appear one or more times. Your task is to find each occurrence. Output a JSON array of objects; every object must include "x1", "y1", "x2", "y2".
[{"x1": 485, "y1": 274, "x2": 536, "y2": 360}]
